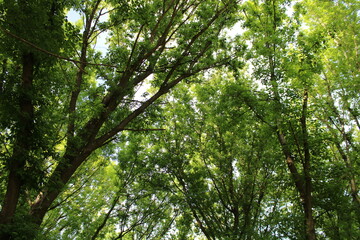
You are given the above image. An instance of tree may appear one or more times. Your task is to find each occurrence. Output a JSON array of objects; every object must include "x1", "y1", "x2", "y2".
[
  {"x1": 1, "y1": 0, "x2": 359, "y2": 239},
  {"x1": 118, "y1": 76, "x2": 288, "y2": 239},
  {"x1": 303, "y1": 0, "x2": 360, "y2": 210},
  {"x1": 302, "y1": 0, "x2": 360, "y2": 237},
  {"x1": 156, "y1": 81, "x2": 281, "y2": 239},
  {"x1": 236, "y1": 1, "x2": 319, "y2": 238},
  {"x1": 229, "y1": 0, "x2": 360, "y2": 238},
  {"x1": 0, "y1": 0, "x2": 239, "y2": 238}
]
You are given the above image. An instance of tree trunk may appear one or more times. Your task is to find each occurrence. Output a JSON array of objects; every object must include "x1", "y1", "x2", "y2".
[
  {"x1": 274, "y1": 90, "x2": 316, "y2": 240},
  {"x1": 301, "y1": 90, "x2": 316, "y2": 240},
  {"x1": 277, "y1": 131, "x2": 316, "y2": 240},
  {"x1": 0, "y1": 53, "x2": 35, "y2": 238}
]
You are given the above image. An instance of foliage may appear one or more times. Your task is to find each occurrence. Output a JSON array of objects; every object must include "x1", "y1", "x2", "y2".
[{"x1": 0, "y1": 0, "x2": 359, "y2": 239}]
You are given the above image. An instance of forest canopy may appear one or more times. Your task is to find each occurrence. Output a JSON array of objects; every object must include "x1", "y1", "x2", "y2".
[{"x1": 0, "y1": 0, "x2": 359, "y2": 239}]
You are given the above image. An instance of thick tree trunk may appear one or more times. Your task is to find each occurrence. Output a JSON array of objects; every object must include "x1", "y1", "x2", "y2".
[
  {"x1": 0, "y1": 53, "x2": 35, "y2": 238},
  {"x1": 29, "y1": 5, "x2": 94, "y2": 226},
  {"x1": 29, "y1": 150, "x2": 91, "y2": 224},
  {"x1": 0, "y1": 171, "x2": 22, "y2": 227}
]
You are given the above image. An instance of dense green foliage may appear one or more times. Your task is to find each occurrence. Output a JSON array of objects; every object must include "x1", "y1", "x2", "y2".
[{"x1": 0, "y1": 0, "x2": 359, "y2": 239}]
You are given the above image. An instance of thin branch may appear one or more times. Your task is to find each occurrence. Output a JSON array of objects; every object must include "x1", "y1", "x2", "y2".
[
  {"x1": 126, "y1": 24, "x2": 145, "y2": 72},
  {"x1": 0, "y1": 25, "x2": 119, "y2": 69},
  {"x1": 47, "y1": 165, "x2": 101, "y2": 211}
]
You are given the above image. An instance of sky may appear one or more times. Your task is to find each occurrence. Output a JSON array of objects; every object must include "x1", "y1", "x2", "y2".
[{"x1": 67, "y1": 9, "x2": 109, "y2": 56}]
